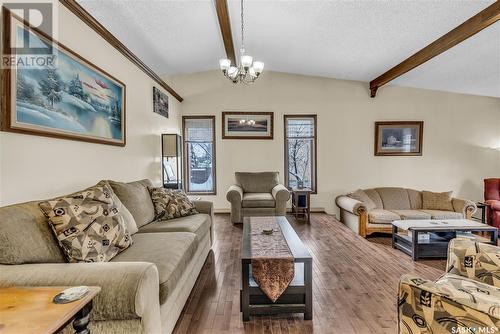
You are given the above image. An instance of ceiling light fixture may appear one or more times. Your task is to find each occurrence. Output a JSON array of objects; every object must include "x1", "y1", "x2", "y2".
[{"x1": 219, "y1": 0, "x2": 264, "y2": 84}]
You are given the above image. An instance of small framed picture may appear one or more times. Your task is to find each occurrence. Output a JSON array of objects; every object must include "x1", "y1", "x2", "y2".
[
  {"x1": 374, "y1": 121, "x2": 423, "y2": 156},
  {"x1": 222, "y1": 112, "x2": 273, "y2": 139},
  {"x1": 153, "y1": 87, "x2": 169, "y2": 118}
]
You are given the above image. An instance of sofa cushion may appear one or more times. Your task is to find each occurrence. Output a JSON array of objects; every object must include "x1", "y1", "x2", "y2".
[
  {"x1": 349, "y1": 189, "x2": 377, "y2": 211},
  {"x1": 0, "y1": 201, "x2": 65, "y2": 264},
  {"x1": 235, "y1": 172, "x2": 279, "y2": 193},
  {"x1": 149, "y1": 187, "x2": 198, "y2": 220},
  {"x1": 39, "y1": 184, "x2": 132, "y2": 263},
  {"x1": 111, "y1": 232, "x2": 197, "y2": 304},
  {"x1": 406, "y1": 189, "x2": 423, "y2": 210},
  {"x1": 364, "y1": 189, "x2": 383, "y2": 208},
  {"x1": 390, "y1": 210, "x2": 431, "y2": 220},
  {"x1": 375, "y1": 188, "x2": 411, "y2": 210},
  {"x1": 108, "y1": 179, "x2": 155, "y2": 228},
  {"x1": 138, "y1": 213, "x2": 211, "y2": 242},
  {"x1": 421, "y1": 210, "x2": 463, "y2": 219},
  {"x1": 368, "y1": 209, "x2": 401, "y2": 224},
  {"x1": 242, "y1": 193, "x2": 276, "y2": 208},
  {"x1": 422, "y1": 190, "x2": 454, "y2": 211}
]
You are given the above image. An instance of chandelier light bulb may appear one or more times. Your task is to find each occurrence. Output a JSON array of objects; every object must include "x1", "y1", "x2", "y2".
[
  {"x1": 253, "y1": 61, "x2": 264, "y2": 74},
  {"x1": 219, "y1": 58, "x2": 231, "y2": 71},
  {"x1": 241, "y1": 55, "x2": 253, "y2": 68}
]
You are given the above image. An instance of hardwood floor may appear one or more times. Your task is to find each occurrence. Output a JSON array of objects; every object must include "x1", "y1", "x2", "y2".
[{"x1": 173, "y1": 214, "x2": 445, "y2": 334}]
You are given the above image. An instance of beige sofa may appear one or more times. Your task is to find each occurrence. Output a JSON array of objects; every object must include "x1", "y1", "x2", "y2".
[
  {"x1": 226, "y1": 172, "x2": 290, "y2": 224},
  {"x1": 335, "y1": 187, "x2": 477, "y2": 238},
  {"x1": 0, "y1": 179, "x2": 213, "y2": 334}
]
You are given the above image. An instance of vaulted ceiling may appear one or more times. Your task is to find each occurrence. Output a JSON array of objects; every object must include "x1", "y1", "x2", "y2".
[{"x1": 77, "y1": 0, "x2": 499, "y2": 98}]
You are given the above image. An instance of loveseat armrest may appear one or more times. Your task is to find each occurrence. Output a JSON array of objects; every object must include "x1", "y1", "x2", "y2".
[
  {"x1": 446, "y1": 238, "x2": 500, "y2": 286},
  {"x1": 398, "y1": 274, "x2": 500, "y2": 332},
  {"x1": 226, "y1": 185, "x2": 243, "y2": 205},
  {"x1": 452, "y1": 197, "x2": 477, "y2": 218},
  {"x1": 0, "y1": 262, "x2": 161, "y2": 331},
  {"x1": 272, "y1": 184, "x2": 290, "y2": 203},
  {"x1": 335, "y1": 195, "x2": 366, "y2": 216}
]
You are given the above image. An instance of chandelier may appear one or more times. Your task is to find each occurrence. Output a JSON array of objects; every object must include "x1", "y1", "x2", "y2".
[{"x1": 219, "y1": 0, "x2": 264, "y2": 84}]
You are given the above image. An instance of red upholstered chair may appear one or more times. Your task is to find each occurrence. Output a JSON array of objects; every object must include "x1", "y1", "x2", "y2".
[{"x1": 484, "y1": 178, "x2": 500, "y2": 228}]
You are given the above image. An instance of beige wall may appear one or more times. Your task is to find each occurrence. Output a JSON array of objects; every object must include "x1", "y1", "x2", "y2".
[
  {"x1": 0, "y1": 4, "x2": 182, "y2": 206},
  {"x1": 171, "y1": 70, "x2": 500, "y2": 214}
]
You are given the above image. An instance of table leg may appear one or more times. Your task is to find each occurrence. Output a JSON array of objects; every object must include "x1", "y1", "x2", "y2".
[
  {"x1": 412, "y1": 230, "x2": 418, "y2": 261},
  {"x1": 304, "y1": 259, "x2": 313, "y2": 320},
  {"x1": 307, "y1": 193, "x2": 311, "y2": 223},
  {"x1": 491, "y1": 229, "x2": 498, "y2": 245},
  {"x1": 242, "y1": 262, "x2": 250, "y2": 321},
  {"x1": 482, "y1": 207, "x2": 486, "y2": 224},
  {"x1": 392, "y1": 225, "x2": 397, "y2": 249},
  {"x1": 73, "y1": 301, "x2": 92, "y2": 334}
]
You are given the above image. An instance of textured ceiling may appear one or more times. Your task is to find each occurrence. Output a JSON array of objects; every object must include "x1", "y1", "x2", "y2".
[{"x1": 77, "y1": 0, "x2": 499, "y2": 98}]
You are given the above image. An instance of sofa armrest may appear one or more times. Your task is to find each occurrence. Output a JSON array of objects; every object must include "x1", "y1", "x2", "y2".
[
  {"x1": 335, "y1": 195, "x2": 366, "y2": 216},
  {"x1": 193, "y1": 200, "x2": 214, "y2": 216},
  {"x1": 452, "y1": 197, "x2": 477, "y2": 218},
  {"x1": 226, "y1": 185, "x2": 243, "y2": 205},
  {"x1": 272, "y1": 184, "x2": 290, "y2": 203},
  {"x1": 485, "y1": 200, "x2": 500, "y2": 211},
  {"x1": 0, "y1": 262, "x2": 160, "y2": 327}
]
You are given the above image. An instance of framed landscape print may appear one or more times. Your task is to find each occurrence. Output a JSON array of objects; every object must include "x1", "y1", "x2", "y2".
[
  {"x1": 153, "y1": 87, "x2": 169, "y2": 118},
  {"x1": 374, "y1": 121, "x2": 423, "y2": 156},
  {"x1": 222, "y1": 112, "x2": 274, "y2": 139},
  {"x1": 1, "y1": 11, "x2": 126, "y2": 146}
]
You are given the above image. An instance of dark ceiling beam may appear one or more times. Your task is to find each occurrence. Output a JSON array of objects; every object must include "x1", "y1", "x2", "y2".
[
  {"x1": 369, "y1": 1, "x2": 500, "y2": 98},
  {"x1": 60, "y1": 0, "x2": 183, "y2": 102},
  {"x1": 215, "y1": 0, "x2": 236, "y2": 65}
]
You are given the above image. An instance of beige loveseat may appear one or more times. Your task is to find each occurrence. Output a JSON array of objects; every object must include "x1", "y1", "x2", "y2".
[
  {"x1": 335, "y1": 187, "x2": 476, "y2": 238},
  {"x1": 226, "y1": 172, "x2": 290, "y2": 224},
  {"x1": 0, "y1": 179, "x2": 213, "y2": 334}
]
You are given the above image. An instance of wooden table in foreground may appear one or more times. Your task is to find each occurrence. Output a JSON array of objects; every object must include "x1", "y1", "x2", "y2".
[
  {"x1": 241, "y1": 216, "x2": 313, "y2": 321},
  {"x1": 392, "y1": 219, "x2": 498, "y2": 261},
  {"x1": 0, "y1": 286, "x2": 100, "y2": 334}
]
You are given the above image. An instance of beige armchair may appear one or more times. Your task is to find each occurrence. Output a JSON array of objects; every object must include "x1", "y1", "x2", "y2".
[{"x1": 226, "y1": 172, "x2": 290, "y2": 224}]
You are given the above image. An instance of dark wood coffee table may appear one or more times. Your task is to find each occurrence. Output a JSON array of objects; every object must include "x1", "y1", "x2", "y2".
[
  {"x1": 392, "y1": 219, "x2": 498, "y2": 261},
  {"x1": 241, "y1": 216, "x2": 313, "y2": 321}
]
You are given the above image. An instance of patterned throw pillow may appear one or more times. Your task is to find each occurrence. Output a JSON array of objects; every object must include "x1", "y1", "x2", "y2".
[
  {"x1": 39, "y1": 184, "x2": 132, "y2": 263},
  {"x1": 422, "y1": 191, "x2": 454, "y2": 211},
  {"x1": 149, "y1": 187, "x2": 198, "y2": 220}
]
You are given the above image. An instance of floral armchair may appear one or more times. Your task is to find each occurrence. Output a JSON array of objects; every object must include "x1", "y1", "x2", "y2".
[{"x1": 398, "y1": 238, "x2": 500, "y2": 334}]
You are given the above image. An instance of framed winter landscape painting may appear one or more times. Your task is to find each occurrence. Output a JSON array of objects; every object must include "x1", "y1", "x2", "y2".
[
  {"x1": 374, "y1": 121, "x2": 423, "y2": 156},
  {"x1": 1, "y1": 11, "x2": 126, "y2": 146},
  {"x1": 153, "y1": 87, "x2": 168, "y2": 118}
]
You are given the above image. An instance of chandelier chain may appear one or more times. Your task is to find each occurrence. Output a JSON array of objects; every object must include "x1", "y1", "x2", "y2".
[{"x1": 240, "y1": 0, "x2": 244, "y2": 52}]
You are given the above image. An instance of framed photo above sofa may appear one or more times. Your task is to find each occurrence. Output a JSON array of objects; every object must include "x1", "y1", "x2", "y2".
[
  {"x1": 1, "y1": 10, "x2": 126, "y2": 146},
  {"x1": 222, "y1": 111, "x2": 274, "y2": 139},
  {"x1": 374, "y1": 121, "x2": 423, "y2": 156}
]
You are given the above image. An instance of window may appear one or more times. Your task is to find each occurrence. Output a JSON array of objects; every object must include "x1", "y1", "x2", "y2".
[
  {"x1": 183, "y1": 116, "x2": 216, "y2": 194},
  {"x1": 284, "y1": 115, "x2": 317, "y2": 192}
]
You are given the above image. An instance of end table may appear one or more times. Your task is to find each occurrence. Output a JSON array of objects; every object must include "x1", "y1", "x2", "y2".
[
  {"x1": 0, "y1": 286, "x2": 100, "y2": 334},
  {"x1": 291, "y1": 187, "x2": 312, "y2": 223}
]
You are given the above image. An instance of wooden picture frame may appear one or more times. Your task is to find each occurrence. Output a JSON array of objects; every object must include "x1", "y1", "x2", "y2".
[
  {"x1": 374, "y1": 121, "x2": 423, "y2": 156},
  {"x1": 1, "y1": 9, "x2": 126, "y2": 146},
  {"x1": 222, "y1": 111, "x2": 274, "y2": 139}
]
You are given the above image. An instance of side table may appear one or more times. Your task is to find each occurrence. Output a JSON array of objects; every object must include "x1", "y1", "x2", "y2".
[
  {"x1": 291, "y1": 187, "x2": 312, "y2": 223},
  {"x1": 0, "y1": 286, "x2": 100, "y2": 334},
  {"x1": 475, "y1": 202, "x2": 487, "y2": 224}
]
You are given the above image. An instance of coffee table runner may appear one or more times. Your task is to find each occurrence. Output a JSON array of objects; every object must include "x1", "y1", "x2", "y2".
[{"x1": 249, "y1": 217, "x2": 294, "y2": 302}]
